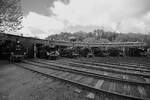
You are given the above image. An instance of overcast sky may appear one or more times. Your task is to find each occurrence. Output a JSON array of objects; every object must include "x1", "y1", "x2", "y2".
[{"x1": 16, "y1": 0, "x2": 150, "y2": 38}]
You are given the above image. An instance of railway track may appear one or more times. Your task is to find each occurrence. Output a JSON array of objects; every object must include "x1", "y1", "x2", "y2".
[
  {"x1": 31, "y1": 59, "x2": 150, "y2": 85},
  {"x1": 61, "y1": 58, "x2": 150, "y2": 74},
  {"x1": 64, "y1": 57, "x2": 150, "y2": 71},
  {"x1": 63, "y1": 59, "x2": 150, "y2": 73},
  {"x1": 79, "y1": 57, "x2": 150, "y2": 69},
  {"x1": 15, "y1": 60, "x2": 150, "y2": 100}
]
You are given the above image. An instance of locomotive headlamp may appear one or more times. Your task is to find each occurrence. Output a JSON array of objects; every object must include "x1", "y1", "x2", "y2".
[
  {"x1": 11, "y1": 52, "x2": 14, "y2": 55},
  {"x1": 24, "y1": 52, "x2": 26, "y2": 55},
  {"x1": 17, "y1": 41, "x2": 20, "y2": 43}
]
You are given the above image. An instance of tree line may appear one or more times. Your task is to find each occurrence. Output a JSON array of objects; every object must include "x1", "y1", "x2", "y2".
[{"x1": 46, "y1": 29, "x2": 150, "y2": 45}]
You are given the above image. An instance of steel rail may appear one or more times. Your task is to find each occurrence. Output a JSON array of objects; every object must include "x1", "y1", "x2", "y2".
[
  {"x1": 26, "y1": 60, "x2": 150, "y2": 86},
  {"x1": 34, "y1": 59, "x2": 150, "y2": 78},
  {"x1": 15, "y1": 63, "x2": 149, "y2": 100},
  {"x1": 59, "y1": 58, "x2": 150, "y2": 77},
  {"x1": 78, "y1": 58, "x2": 150, "y2": 70},
  {"x1": 64, "y1": 58, "x2": 150, "y2": 72}
]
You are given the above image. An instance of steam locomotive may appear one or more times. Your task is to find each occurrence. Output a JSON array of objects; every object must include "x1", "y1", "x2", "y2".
[
  {"x1": 37, "y1": 45, "x2": 59, "y2": 60},
  {"x1": 46, "y1": 46, "x2": 60, "y2": 60},
  {"x1": 10, "y1": 40, "x2": 26, "y2": 62},
  {"x1": 60, "y1": 47, "x2": 79, "y2": 58}
]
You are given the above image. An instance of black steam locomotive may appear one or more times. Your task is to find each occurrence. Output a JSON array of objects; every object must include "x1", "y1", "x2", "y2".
[
  {"x1": 10, "y1": 40, "x2": 26, "y2": 62},
  {"x1": 37, "y1": 45, "x2": 59, "y2": 60},
  {"x1": 60, "y1": 47, "x2": 79, "y2": 58},
  {"x1": 46, "y1": 46, "x2": 60, "y2": 60}
]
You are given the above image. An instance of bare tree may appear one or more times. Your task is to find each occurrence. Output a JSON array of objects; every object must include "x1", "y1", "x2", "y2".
[{"x1": 0, "y1": 0, "x2": 23, "y2": 32}]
